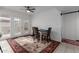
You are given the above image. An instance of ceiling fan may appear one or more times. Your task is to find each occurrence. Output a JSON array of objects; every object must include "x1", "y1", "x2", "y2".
[{"x1": 24, "y1": 6, "x2": 35, "y2": 13}]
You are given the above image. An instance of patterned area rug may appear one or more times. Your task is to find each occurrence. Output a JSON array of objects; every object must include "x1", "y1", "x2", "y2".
[{"x1": 7, "y1": 36, "x2": 60, "y2": 53}]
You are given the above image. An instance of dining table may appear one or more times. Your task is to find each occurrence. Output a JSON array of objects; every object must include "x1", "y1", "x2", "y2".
[{"x1": 39, "y1": 29, "x2": 48, "y2": 42}]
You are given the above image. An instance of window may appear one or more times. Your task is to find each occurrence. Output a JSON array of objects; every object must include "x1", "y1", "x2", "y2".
[
  {"x1": 0, "y1": 16, "x2": 29, "y2": 38},
  {"x1": 13, "y1": 18, "x2": 21, "y2": 35},
  {"x1": 0, "y1": 17, "x2": 11, "y2": 35}
]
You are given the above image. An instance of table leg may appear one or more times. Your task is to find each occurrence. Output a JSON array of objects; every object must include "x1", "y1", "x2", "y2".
[{"x1": 40, "y1": 32, "x2": 42, "y2": 43}]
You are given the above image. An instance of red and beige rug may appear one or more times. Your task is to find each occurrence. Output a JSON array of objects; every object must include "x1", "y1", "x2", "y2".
[{"x1": 7, "y1": 36, "x2": 60, "y2": 53}]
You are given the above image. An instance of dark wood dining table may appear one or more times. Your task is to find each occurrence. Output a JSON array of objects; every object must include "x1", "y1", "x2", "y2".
[
  {"x1": 39, "y1": 29, "x2": 48, "y2": 42},
  {"x1": 39, "y1": 29, "x2": 48, "y2": 32}
]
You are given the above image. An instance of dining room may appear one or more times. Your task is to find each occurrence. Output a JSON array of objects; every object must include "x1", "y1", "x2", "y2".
[{"x1": 1, "y1": 6, "x2": 79, "y2": 53}]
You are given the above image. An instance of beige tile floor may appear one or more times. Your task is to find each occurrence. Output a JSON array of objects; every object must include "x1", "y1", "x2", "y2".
[
  {"x1": 0, "y1": 40, "x2": 79, "y2": 53},
  {"x1": 0, "y1": 40, "x2": 13, "y2": 53},
  {"x1": 54, "y1": 43, "x2": 79, "y2": 53}
]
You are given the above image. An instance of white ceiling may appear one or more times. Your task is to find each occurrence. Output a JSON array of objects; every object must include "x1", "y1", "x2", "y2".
[
  {"x1": 1, "y1": 6, "x2": 79, "y2": 13},
  {"x1": 55, "y1": 6, "x2": 79, "y2": 13},
  {"x1": 0, "y1": 6, "x2": 26, "y2": 13}
]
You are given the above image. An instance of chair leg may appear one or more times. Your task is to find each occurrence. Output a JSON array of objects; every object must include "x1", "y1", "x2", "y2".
[{"x1": 47, "y1": 36, "x2": 51, "y2": 42}]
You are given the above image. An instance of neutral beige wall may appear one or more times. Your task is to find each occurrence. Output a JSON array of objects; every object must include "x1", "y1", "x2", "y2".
[{"x1": 62, "y1": 13, "x2": 77, "y2": 40}]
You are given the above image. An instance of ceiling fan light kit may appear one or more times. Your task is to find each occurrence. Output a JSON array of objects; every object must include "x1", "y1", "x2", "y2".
[{"x1": 26, "y1": 10, "x2": 31, "y2": 13}]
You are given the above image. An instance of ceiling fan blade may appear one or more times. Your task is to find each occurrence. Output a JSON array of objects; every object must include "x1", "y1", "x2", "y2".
[{"x1": 31, "y1": 8, "x2": 35, "y2": 10}]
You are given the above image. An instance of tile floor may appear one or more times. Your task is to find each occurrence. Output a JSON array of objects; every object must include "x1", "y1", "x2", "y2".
[
  {"x1": 54, "y1": 43, "x2": 79, "y2": 53},
  {"x1": 0, "y1": 40, "x2": 13, "y2": 53},
  {"x1": 0, "y1": 40, "x2": 79, "y2": 53}
]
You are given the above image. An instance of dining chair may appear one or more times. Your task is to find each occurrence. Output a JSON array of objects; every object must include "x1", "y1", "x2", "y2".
[{"x1": 32, "y1": 27, "x2": 40, "y2": 42}]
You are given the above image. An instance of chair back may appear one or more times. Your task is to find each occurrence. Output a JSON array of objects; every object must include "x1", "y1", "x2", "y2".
[
  {"x1": 32, "y1": 27, "x2": 39, "y2": 36},
  {"x1": 47, "y1": 27, "x2": 52, "y2": 36}
]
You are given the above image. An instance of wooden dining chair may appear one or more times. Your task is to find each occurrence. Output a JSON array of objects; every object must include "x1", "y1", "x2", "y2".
[
  {"x1": 47, "y1": 27, "x2": 52, "y2": 40},
  {"x1": 32, "y1": 27, "x2": 40, "y2": 42}
]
